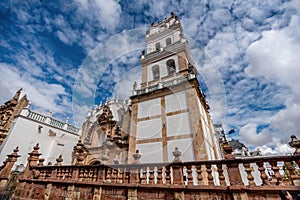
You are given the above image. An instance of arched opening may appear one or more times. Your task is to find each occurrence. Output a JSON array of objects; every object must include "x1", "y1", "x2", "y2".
[
  {"x1": 89, "y1": 160, "x2": 101, "y2": 165},
  {"x1": 155, "y1": 42, "x2": 160, "y2": 51},
  {"x1": 166, "y1": 59, "x2": 176, "y2": 75},
  {"x1": 152, "y1": 65, "x2": 160, "y2": 80},
  {"x1": 166, "y1": 37, "x2": 172, "y2": 46}
]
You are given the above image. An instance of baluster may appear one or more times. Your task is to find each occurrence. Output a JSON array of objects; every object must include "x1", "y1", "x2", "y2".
[
  {"x1": 89, "y1": 168, "x2": 94, "y2": 182},
  {"x1": 106, "y1": 168, "x2": 112, "y2": 182},
  {"x1": 61, "y1": 168, "x2": 66, "y2": 179},
  {"x1": 84, "y1": 168, "x2": 88, "y2": 181},
  {"x1": 46, "y1": 168, "x2": 51, "y2": 178},
  {"x1": 140, "y1": 168, "x2": 147, "y2": 184},
  {"x1": 57, "y1": 168, "x2": 61, "y2": 180},
  {"x1": 124, "y1": 168, "x2": 129, "y2": 183},
  {"x1": 37, "y1": 169, "x2": 43, "y2": 179},
  {"x1": 186, "y1": 165, "x2": 193, "y2": 185},
  {"x1": 43, "y1": 169, "x2": 47, "y2": 179},
  {"x1": 257, "y1": 161, "x2": 269, "y2": 185},
  {"x1": 216, "y1": 164, "x2": 226, "y2": 186},
  {"x1": 269, "y1": 161, "x2": 282, "y2": 185},
  {"x1": 170, "y1": 167, "x2": 174, "y2": 184},
  {"x1": 88, "y1": 168, "x2": 92, "y2": 181},
  {"x1": 205, "y1": 164, "x2": 214, "y2": 186},
  {"x1": 183, "y1": 166, "x2": 187, "y2": 185},
  {"x1": 149, "y1": 167, "x2": 154, "y2": 184},
  {"x1": 65, "y1": 168, "x2": 69, "y2": 180},
  {"x1": 117, "y1": 168, "x2": 123, "y2": 184},
  {"x1": 154, "y1": 167, "x2": 158, "y2": 184},
  {"x1": 93, "y1": 168, "x2": 98, "y2": 182},
  {"x1": 68, "y1": 168, "x2": 72, "y2": 179},
  {"x1": 157, "y1": 168, "x2": 163, "y2": 184},
  {"x1": 162, "y1": 167, "x2": 166, "y2": 184},
  {"x1": 284, "y1": 161, "x2": 296, "y2": 185},
  {"x1": 156, "y1": 167, "x2": 162, "y2": 184},
  {"x1": 243, "y1": 163, "x2": 255, "y2": 186},
  {"x1": 196, "y1": 164, "x2": 203, "y2": 186},
  {"x1": 165, "y1": 166, "x2": 171, "y2": 185},
  {"x1": 111, "y1": 168, "x2": 117, "y2": 183},
  {"x1": 97, "y1": 167, "x2": 105, "y2": 182}
]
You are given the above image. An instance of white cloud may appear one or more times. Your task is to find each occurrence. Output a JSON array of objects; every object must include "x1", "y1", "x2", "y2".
[
  {"x1": 0, "y1": 63, "x2": 72, "y2": 117},
  {"x1": 75, "y1": 0, "x2": 121, "y2": 32},
  {"x1": 239, "y1": 123, "x2": 272, "y2": 146},
  {"x1": 246, "y1": 15, "x2": 300, "y2": 137},
  {"x1": 256, "y1": 143, "x2": 293, "y2": 156},
  {"x1": 72, "y1": 28, "x2": 146, "y2": 125}
]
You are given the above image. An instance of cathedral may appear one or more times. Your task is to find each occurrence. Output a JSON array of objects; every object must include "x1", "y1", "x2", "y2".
[
  {"x1": 0, "y1": 13, "x2": 299, "y2": 200},
  {"x1": 79, "y1": 12, "x2": 222, "y2": 165}
]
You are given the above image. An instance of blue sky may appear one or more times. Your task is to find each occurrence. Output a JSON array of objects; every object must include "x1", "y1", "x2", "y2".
[{"x1": 1, "y1": 0, "x2": 300, "y2": 155}]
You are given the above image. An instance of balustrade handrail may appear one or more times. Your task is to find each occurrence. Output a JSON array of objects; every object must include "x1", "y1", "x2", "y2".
[
  {"x1": 21, "y1": 154, "x2": 299, "y2": 189},
  {"x1": 31, "y1": 154, "x2": 300, "y2": 170}
]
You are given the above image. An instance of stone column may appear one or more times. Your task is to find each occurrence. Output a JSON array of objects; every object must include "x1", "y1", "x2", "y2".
[
  {"x1": 223, "y1": 142, "x2": 248, "y2": 200},
  {"x1": 130, "y1": 150, "x2": 141, "y2": 184},
  {"x1": 172, "y1": 147, "x2": 183, "y2": 185}
]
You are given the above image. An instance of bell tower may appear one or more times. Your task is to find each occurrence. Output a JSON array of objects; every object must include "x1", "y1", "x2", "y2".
[{"x1": 129, "y1": 13, "x2": 222, "y2": 163}]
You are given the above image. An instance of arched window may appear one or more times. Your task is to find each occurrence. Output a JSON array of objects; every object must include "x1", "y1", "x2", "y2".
[
  {"x1": 166, "y1": 37, "x2": 172, "y2": 46},
  {"x1": 166, "y1": 59, "x2": 176, "y2": 75},
  {"x1": 152, "y1": 65, "x2": 160, "y2": 80},
  {"x1": 155, "y1": 42, "x2": 161, "y2": 51}
]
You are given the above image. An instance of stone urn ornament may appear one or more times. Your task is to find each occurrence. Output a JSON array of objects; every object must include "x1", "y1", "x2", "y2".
[{"x1": 289, "y1": 135, "x2": 300, "y2": 155}]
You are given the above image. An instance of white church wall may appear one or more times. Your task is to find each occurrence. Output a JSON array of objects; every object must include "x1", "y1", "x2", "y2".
[
  {"x1": 197, "y1": 97, "x2": 216, "y2": 160},
  {"x1": 137, "y1": 142, "x2": 163, "y2": 163},
  {"x1": 138, "y1": 98, "x2": 161, "y2": 118},
  {"x1": 0, "y1": 115, "x2": 79, "y2": 168},
  {"x1": 137, "y1": 118, "x2": 162, "y2": 140},
  {"x1": 166, "y1": 113, "x2": 191, "y2": 137},
  {"x1": 165, "y1": 91, "x2": 187, "y2": 113},
  {"x1": 167, "y1": 138, "x2": 195, "y2": 162}
]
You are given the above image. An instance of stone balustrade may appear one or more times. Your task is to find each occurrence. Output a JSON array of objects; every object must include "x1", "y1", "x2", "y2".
[
  {"x1": 2, "y1": 135, "x2": 300, "y2": 199},
  {"x1": 20, "y1": 155, "x2": 300, "y2": 188},
  {"x1": 23, "y1": 109, "x2": 80, "y2": 134}
]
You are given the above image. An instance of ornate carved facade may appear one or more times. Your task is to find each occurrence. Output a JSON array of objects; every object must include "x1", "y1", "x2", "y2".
[
  {"x1": 78, "y1": 100, "x2": 131, "y2": 165},
  {"x1": 0, "y1": 88, "x2": 29, "y2": 145}
]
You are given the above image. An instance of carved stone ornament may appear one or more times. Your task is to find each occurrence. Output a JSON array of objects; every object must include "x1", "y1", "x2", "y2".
[
  {"x1": 172, "y1": 147, "x2": 182, "y2": 163},
  {"x1": 289, "y1": 135, "x2": 300, "y2": 155}
]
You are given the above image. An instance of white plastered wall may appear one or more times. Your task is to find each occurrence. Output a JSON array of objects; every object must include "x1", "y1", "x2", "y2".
[
  {"x1": 136, "y1": 142, "x2": 163, "y2": 163},
  {"x1": 138, "y1": 98, "x2": 161, "y2": 118},
  {"x1": 167, "y1": 138, "x2": 195, "y2": 162},
  {"x1": 165, "y1": 91, "x2": 187, "y2": 113},
  {"x1": 137, "y1": 118, "x2": 162, "y2": 140},
  {"x1": 0, "y1": 116, "x2": 79, "y2": 168}
]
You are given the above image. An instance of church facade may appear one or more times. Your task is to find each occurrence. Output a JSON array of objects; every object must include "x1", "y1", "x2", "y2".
[
  {"x1": 0, "y1": 90, "x2": 80, "y2": 167},
  {"x1": 79, "y1": 13, "x2": 222, "y2": 165}
]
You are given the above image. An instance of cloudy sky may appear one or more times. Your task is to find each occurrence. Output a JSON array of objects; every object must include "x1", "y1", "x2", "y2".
[{"x1": 1, "y1": 0, "x2": 299, "y2": 155}]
